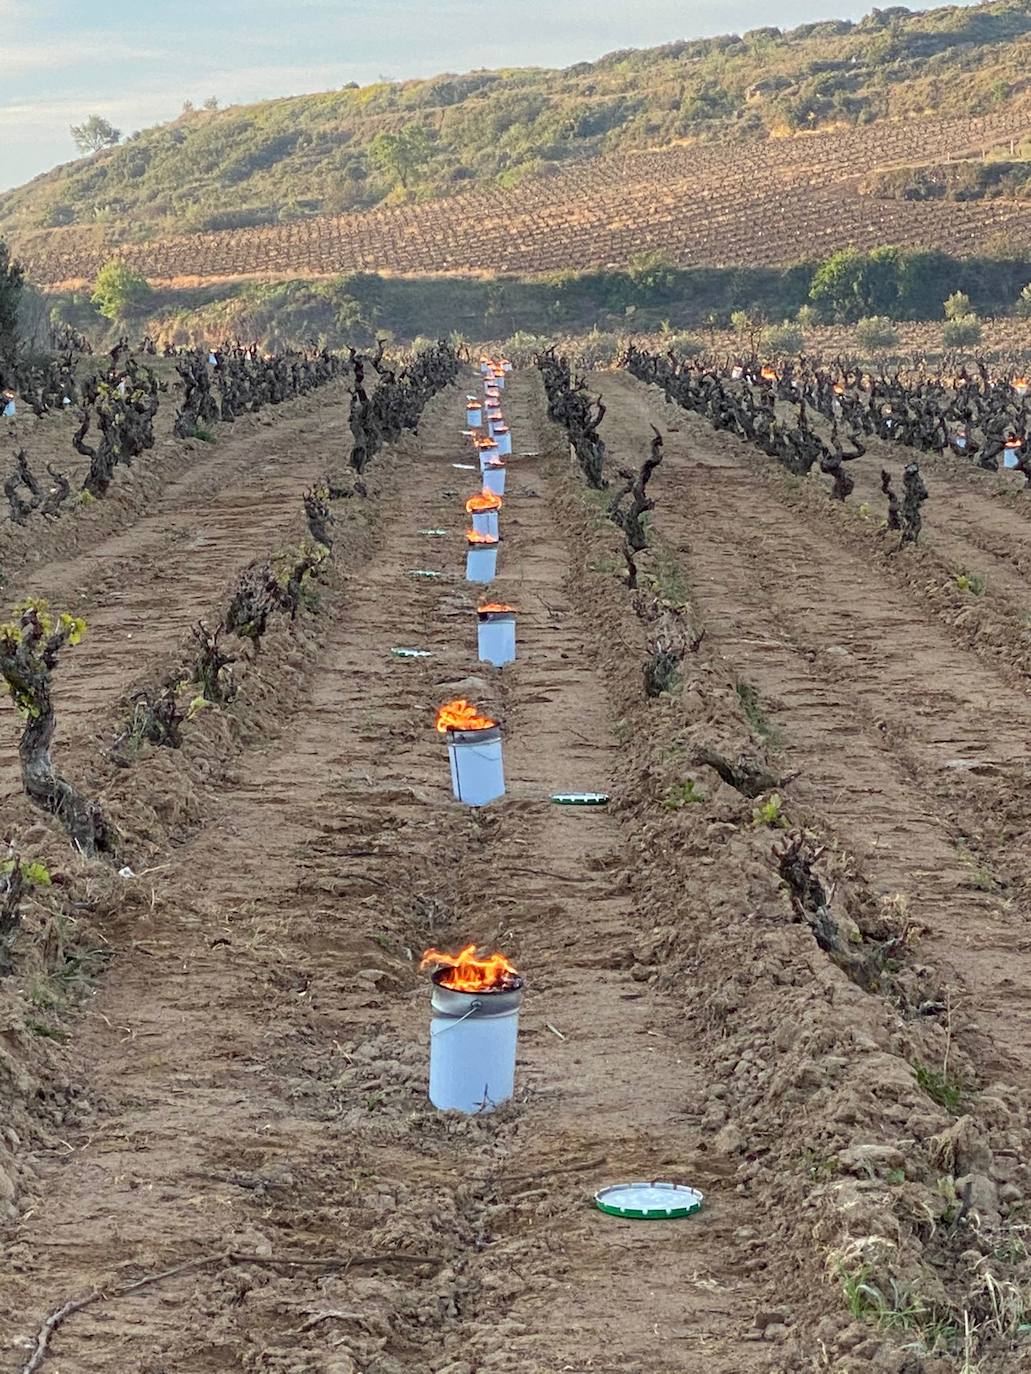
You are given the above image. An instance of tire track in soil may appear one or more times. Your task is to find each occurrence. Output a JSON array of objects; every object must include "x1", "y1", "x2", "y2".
[
  {"x1": 0, "y1": 385, "x2": 348, "y2": 802},
  {"x1": 600, "y1": 372, "x2": 1031, "y2": 1075},
  {"x1": 1, "y1": 376, "x2": 775, "y2": 1374}
]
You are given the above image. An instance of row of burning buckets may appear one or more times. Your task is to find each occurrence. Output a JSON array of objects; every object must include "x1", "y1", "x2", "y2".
[
  {"x1": 422, "y1": 369, "x2": 706, "y2": 1216},
  {"x1": 425, "y1": 357, "x2": 525, "y2": 1113},
  {"x1": 445, "y1": 359, "x2": 514, "y2": 809}
]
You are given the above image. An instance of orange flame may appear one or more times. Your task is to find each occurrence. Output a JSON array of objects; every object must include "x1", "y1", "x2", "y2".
[
  {"x1": 475, "y1": 436, "x2": 499, "y2": 450},
  {"x1": 1013, "y1": 378, "x2": 1028, "y2": 388},
  {"x1": 478, "y1": 602, "x2": 516, "y2": 613},
  {"x1": 467, "y1": 529, "x2": 499, "y2": 545},
  {"x1": 466, "y1": 489, "x2": 503, "y2": 513},
  {"x1": 760, "y1": 366, "x2": 778, "y2": 382},
  {"x1": 1006, "y1": 436, "x2": 1023, "y2": 450},
  {"x1": 435, "y1": 698, "x2": 496, "y2": 733},
  {"x1": 421, "y1": 943, "x2": 520, "y2": 992}
]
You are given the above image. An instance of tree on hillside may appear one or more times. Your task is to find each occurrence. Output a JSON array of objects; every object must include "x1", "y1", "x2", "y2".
[
  {"x1": 0, "y1": 239, "x2": 25, "y2": 369},
  {"x1": 627, "y1": 249, "x2": 678, "y2": 294},
  {"x1": 70, "y1": 115, "x2": 122, "y2": 155},
  {"x1": 730, "y1": 309, "x2": 768, "y2": 359},
  {"x1": 809, "y1": 246, "x2": 901, "y2": 322},
  {"x1": 944, "y1": 290, "x2": 973, "y2": 320},
  {"x1": 369, "y1": 123, "x2": 434, "y2": 190},
  {"x1": 91, "y1": 260, "x2": 152, "y2": 321}
]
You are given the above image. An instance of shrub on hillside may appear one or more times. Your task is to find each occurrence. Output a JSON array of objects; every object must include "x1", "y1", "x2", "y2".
[
  {"x1": 661, "y1": 331, "x2": 704, "y2": 358},
  {"x1": 766, "y1": 320, "x2": 805, "y2": 354},
  {"x1": 91, "y1": 260, "x2": 151, "y2": 321},
  {"x1": 855, "y1": 315, "x2": 900, "y2": 352},
  {"x1": 942, "y1": 314, "x2": 983, "y2": 348},
  {"x1": 575, "y1": 329, "x2": 622, "y2": 367},
  {"x1": 503, "y1": 331, "x2": 551, "y2": 364}
]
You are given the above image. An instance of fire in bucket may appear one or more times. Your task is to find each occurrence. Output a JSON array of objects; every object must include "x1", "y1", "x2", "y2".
[
  {"x1": 466, "y1": 488, "x2": 502, "y2": 540},
  {"x1": 435, "y1": 698, "x2": 505, "y2": 806},
  {"x1": 477, "y1": 602, "x2": 517, "y2": 667},
  {"x1": 466, "y1": 528, "x2": 499, "y2": 583},
  {"x1": 422, "y1": 944, "x2": 524, "y2": 1113}
]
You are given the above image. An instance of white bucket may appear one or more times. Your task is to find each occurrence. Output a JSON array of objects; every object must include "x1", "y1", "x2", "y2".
[
  {"x1": 466, "y1": 542, "x2": 499, "y2": 583},
  {"x1": 478, "y1": 611, "x2": 516, "y2": 667},
  {"x1": 445, "y1": 725, "x2": 505, "y2": 806},
  {"x1": 480, "y1": 360, "x2": 492, "y2": 375},
  {"x1": 493, "y1": 372, "x2": 506, "y2": 391},
  {"x1": 493, "y1": 427, "x2": 512, "y2": 457},
  {"x1": 466, "y1": 404, "x2": 482, "y2": 428},
  {"x1": 471, "y1": 509, "x2": 499, "y2": 539},
  {"x1": 501, "y1": 360, "x2": 512, "y2": 374},
  {"x1": 483, "y1": 465, "x2": 506, "y2": 496},
  {"x1": 479, "y1": 445, "x2": 501, "y2": 471},
  {"x1": 1004, "y1": 447, "x2": 1021, "y2": 469},
  {"x1": 429, "y1": 974, "x2": 522, "y2": 1112}
]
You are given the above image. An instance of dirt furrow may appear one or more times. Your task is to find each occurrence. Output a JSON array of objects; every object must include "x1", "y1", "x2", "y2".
[
  {"x1": 600, "y1": 372, "x2": 1031, "y2": 1074},
  {"x1": 2, "y1": 376, "x2": 776, "y2": 1374},
  {"x1": 0, "y1": 388, "x2": 347, "y2": 802},
  {"x1": 803, "y1": 423, "x2": 1031, "y2": 612}
]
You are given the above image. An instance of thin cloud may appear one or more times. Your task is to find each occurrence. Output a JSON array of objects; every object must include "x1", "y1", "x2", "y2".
[{"x1": 3, "y1": 37, "x2": 163, "y2": 74}]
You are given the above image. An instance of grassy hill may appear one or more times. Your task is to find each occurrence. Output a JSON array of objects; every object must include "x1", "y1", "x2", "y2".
[{"x1": 1, "y1": 0, "x2": 1029, "y2": 247}]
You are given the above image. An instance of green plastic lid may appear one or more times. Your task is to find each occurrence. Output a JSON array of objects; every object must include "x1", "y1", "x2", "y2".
[
  {"x1": 594, "y1": 1182, "x2": 703, "y2": 1220},
  {"x1": 551, "y1": 792, "x2": 610, "y2": 806}
]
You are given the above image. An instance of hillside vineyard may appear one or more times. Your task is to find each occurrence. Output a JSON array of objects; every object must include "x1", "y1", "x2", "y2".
[{"x1": 16, "y1": 109, "x2": 1030, "y2": 288}]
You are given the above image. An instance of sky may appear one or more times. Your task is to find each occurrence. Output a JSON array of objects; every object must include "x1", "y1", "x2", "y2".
[{"x1": 0, "y1": 0, "x2": 984, "y2": 193}]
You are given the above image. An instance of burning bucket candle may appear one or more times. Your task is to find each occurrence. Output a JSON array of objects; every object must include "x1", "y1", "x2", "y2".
[
  {"x1": 478, "y1": 442, "x2": 501, "y2": 472},
  {"x1": 466, "y1": 397, "x2": 483, "y2": 427},
  {"x1": 436, "y1": 699, "x2": 505, "y2": 806},
  {"x1": 1014, "y1": 378, "x2": 1028, "y2": 398},
  {"x1": 478, "y1": 603, "x2": 517, "y2": 667},
  {"x1": 501, "y1": 358, "x2": 512, "y2": 374},
  {"x1": 492, "y1": 424, "x2": 512, "y2": 457},
  {"x1": 422, "y1": 945, "x2": 523, "y2": 1113},
  {"x1": 466, "y1": 488, "x2": 502, "y2": 540},
  {"x1": 482, "y1": 462, "x2": 506, "y2": 496},
  {"x1": 466, "y1": 529, "x2": 499, "y2": 582}
]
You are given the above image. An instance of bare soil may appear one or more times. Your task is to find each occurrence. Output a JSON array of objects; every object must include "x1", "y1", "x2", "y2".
[
  {"x1": 0, "y1": 376, "x2": 790, "y2": 1374},
  {"x1": 3, "y1": 367, "x2": 1031, "y2": 1373}
]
